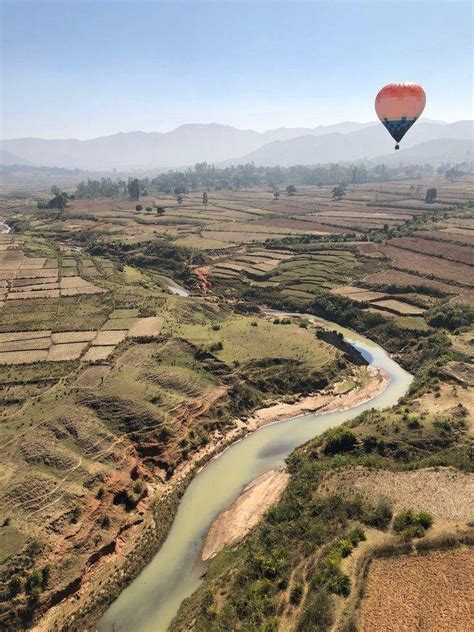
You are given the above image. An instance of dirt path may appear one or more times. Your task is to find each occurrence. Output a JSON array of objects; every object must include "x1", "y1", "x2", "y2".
[{"x1": 201, "y1": 468, "x2": 289, "y2": 561}]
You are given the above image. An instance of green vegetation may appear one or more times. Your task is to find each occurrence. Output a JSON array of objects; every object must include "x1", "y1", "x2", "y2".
[
  {"x1": 392, "y1": 509, "x2": 433, "y2": 539},
  {"x1": 1, "y1": 175, "x2": 472, "y2": 630}
]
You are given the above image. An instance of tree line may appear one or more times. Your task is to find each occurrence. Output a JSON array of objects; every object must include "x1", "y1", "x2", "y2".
[{"x1": 73, "y1": 161, "x2": 445, "y2": 199}]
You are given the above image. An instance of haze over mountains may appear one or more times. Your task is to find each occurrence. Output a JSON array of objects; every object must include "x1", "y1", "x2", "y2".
[{"x1": 1, "y1": 120, "x2": 472, "y2": 171}]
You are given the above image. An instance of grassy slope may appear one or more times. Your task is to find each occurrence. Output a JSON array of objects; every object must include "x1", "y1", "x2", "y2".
[
  {"x1": 1, "y1": 179, "x2": 472, "y2": 629},
  {"x1": 171, "y1": 363, "x2": 473, "y2": 632}
]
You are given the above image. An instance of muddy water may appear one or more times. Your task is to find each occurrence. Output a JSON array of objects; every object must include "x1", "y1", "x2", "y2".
[
  {"x1": 156, "y1": 274, "x2": 190, "y2": 297},
  {"x1": 98, "y1": 317, "x2": 412, "y2": 632}
]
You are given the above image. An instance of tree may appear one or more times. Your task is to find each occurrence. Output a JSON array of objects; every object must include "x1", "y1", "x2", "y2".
[
  {"x1": 273, "y1": 190, "x2": 280, "y2": 200},
  {"x1": 127, "y1": 178, "x2": 140, "y2": 201},
  {"x1": 331, "y1": 184, "x2": 346, "y2": 200},
  {"x1": 45, "y1": 186, "x2": 68, "y2": 212},
  {"x1": 145, "y1": 206, "x2": 153, "y2": 212},
  {"x1": 202, "y1": 191, "x2": 208, "y2": 209},
  {"x1": 425, "y1": 188, "x2": 437, "y2": 203},
  {"x1": 135, "y1": 204, "x2": 143, "y2": 212},
  {"x1": 286, "y1": 184, "x2": 296, "y2": 196},
  {"x1": 177, "y1": 194, "x2": 183, "y2": 205},
  {"x1": 156, "y1": 206, "x2": 165, "y2": 216}
]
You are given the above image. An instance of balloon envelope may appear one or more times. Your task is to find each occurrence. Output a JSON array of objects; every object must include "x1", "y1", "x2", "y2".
[{"x1": 375, "y1": 83, "x2": 426, "y2": 144}]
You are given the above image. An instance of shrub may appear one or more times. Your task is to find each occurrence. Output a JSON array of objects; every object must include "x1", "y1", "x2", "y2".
[
  {"x1": 211, "y1": 323, "x2": 221, "y2": 331},
  {"x1": 27, "y1": 586, "x2": 41, "y2": 608},
  {"x1": 71, "y1": 504, "x2": 82, "y2": 523},
  {"x1": 290, "y1": 582, "x2": 304, "y2": 605},
  {"x1": 417, "y1": 511, "x2": 434, "y2": 529},
  {"x1": 209, "y1": 341, "x2": 223, "y2": 353},
  {"x1": 323, "y1": 427, "x2": 357, "y2": 455},
  {"x1": 26, "y1": 540, "x2": 42, "y2": 559},
  {"x1": 133, "y1": 480, "x2": 143, "y2": 495},
  {"x1": 145, "y1": 207, "x2": 153, "y2": 212},
  {"x1": 393, "y1": 509, "x2": 416, "y2": 533},
  {"x1": 135, "y1": 205, "x2": 143, "y2": 212},
  {"x1": 400, "y1": 524, "x2": 425, "y2": 540},
  {"x1": 393, "y1": 509, "x2": 433, "y2": 539},
  {"x1": 328, "y1": 570, "x2": 351, "y2": 597},
  {"x1": 363, "y1": 499, "x2": 392, "y2": 530},
  {"x1": 101, "y1": 514, "x2": 111, "y2": 529},
  {"x1": 26, "y1": 569, "x2": 43, "y2": 594},
  {"x1": 9, "y1": 575, "x2": 22, "y2": 597},
  {"x1": 337, "y1": 538, "x2": 353, "y2": 558},
  {"x1": 41, "y1": 564, "x2": 52, "y2": 588},
  {"x1": 347, "y1": 526, "x2": 366, "y2": 546}
]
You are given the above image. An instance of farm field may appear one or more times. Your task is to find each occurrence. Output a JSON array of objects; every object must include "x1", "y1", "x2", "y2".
[
  {"x1": 360, "y1": 549, "x2": 474, "y2": 632},
  {"x1": 0, "y1": 173, "x2": 472, "y2": 631}
]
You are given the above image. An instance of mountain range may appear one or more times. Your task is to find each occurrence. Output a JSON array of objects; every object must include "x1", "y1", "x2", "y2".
[{"x1": 1, "y1": 120, "x2": 472, "y2": 171}]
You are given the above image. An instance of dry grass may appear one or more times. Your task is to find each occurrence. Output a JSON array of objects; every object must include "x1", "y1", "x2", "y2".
[
  {"x1": 127, "y1": 316, "x2": 164, "y2": 338},
  {"x1": 360, "y1": 548, "x2": 474, "y2": 632},
  {"x1": 370, "y1": 299, "x2": 425, "y2": 316},
  {"x1": 74, "y1": 365, "x2": 111, "y2": 388},
  {"x1": 320, "y1": 466, "x2": 474, "y2": 522},
  {"x1": 0, "y1": 338, "x2": 51, "y2": 352},
  {"x1": 7, "y1": 289, "x2": 61, "y2": 300},
  {"x1": 377, "y1": 244, "x2": 474, "y2": 287},
  {"x1": 81, "y1": 345, "x2": 116, "y2": 362},
  {"x1": 51, "y1": 331, "x2": 97, "y2": 344},
  {"x1": 363, "y1": 269, "x2": 458, "y2": 294},
  {"x1": 0, "y1": 330, "x2": 51, "y2": 342},
  {"x1": 0, "y1": 349, "x2": 49, "y2": 364},
  {"x1": 47, "y1": 342, "x2": 89, "y2": 361},
  {"x1": 92, "y1": 330, "x2": 127, "y2": 345}
]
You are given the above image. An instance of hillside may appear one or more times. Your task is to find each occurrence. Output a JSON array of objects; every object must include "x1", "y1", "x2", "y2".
[
  {"x1": 376, "y1": 138, "x2": 474, "y2": 165},
  {"x1": 224, "y1": 121, "x2": 474, "y2": 167},
  {"x1": 2, "y1": 120, "x2": 471, "y2": 171},
  {"x1": 0, "y1": 175, "x2": 472, "y2": 631}
]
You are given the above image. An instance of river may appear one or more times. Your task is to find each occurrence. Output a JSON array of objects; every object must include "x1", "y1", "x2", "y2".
[
  {"x1": 156, "y1": 274, "x2": 190, "y2": 297},
  {"x1": 98, "y1": 317, "x2": 412, "y2": 632}
]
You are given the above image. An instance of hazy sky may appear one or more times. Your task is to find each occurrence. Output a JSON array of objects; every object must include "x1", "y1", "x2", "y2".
[{"x1": 1, "y1": 0, "x2": 472, "y2": 139}]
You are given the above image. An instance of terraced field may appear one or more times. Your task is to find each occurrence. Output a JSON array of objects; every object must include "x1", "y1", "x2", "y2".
[{"x1": 0, "y1": 173, "x2": 472, "y2": 631}]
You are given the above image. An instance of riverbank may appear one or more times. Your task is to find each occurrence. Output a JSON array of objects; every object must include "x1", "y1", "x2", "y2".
[
  {"x1": 247, "y1": 366, "x2": 388, "y2": 431},
  {"x1": 202, "y1": 468, "x2": 290, "y2": 561},
  {"x1": 36, "y1": 360, "x2": 390, "y2": 631}
]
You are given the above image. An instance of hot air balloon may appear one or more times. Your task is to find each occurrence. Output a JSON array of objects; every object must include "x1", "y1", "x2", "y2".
[{"x1": 375, "y1": 83, "x2": 426, "y2": 150}]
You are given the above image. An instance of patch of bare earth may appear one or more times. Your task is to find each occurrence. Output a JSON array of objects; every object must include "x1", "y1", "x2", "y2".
[
  {"x1": 320, "y1": 467, "x2": 474, "y2": 523},
  {"x1": 201, "y1": 469, "x2": 289, "y2": 561},
  {"x1": 127, "y1": 316, "x2": 164, "y2": 338},
  {"x1": 360, "y1": 548, "x2": 474, "y2": 632}
]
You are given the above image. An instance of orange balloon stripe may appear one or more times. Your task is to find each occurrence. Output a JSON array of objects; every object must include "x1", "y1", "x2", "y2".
[
  {"x1": 376, "y1": 95, "x2": 425, "y2": 119},
  {"x1": 375, "y1": 83, "x2": 426, "y2": 122}
]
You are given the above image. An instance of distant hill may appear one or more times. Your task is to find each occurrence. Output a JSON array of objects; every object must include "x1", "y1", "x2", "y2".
[
  {"x1": 1, "y1": 120, "x2": 471, "y2": 170},
  {"x1": 375, "y1": 138, "x2": 473, "y2": 165},
  {"x1": 0, "y1": 122, "x2": 376, "y2": 170},
  {"x1": 0, "y1": 149, "x2": 34, "y2": 166},
  {"x1": 223, "y1": 121, "x2": 474, "y2": 167}
]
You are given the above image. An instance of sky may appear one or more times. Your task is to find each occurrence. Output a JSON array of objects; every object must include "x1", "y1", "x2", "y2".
[{"x1": 1, "y1": 0, "x2": 473, "y2": 139}]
